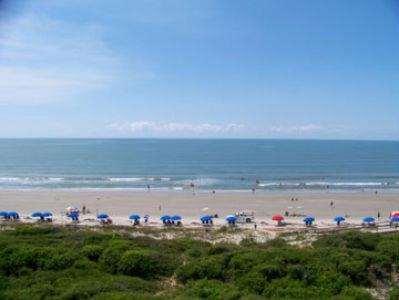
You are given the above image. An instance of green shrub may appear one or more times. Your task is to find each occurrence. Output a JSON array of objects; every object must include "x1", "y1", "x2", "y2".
[
  {"x1": 100, "y1": 244, "x2": 130, "y2": 274},
  {"x1": 338, "y1": 259, "x2": 368, "y2": 285},
  {"x1": 228, "y1": 251, "x2": 265, "y2": 274},
  {"x1": 208, "y1": 244, "x2": 235, "y2": 255},
  {"x1": 177, "y1": 255, "x2": 227, "y2": 283},
  {"x1": 236, "y1": 271, "x2": 266, "y2": 294},
  {"x1": 255, "y1": 263, "x2": 286, "y2": 281},
  {"x1": 81, "y1": 245, "x2": 104, "y2": 261},
  {"x1": 119, "y1": 250, "x2": 158, "y2": 278},
  {"x1": 183, "y1": 279, "x2": 241, "y2": 300},
  {"x1": 262, "y1": 237, "x2": 288, "y2": 248},
  {"x1": 314, "y1": 232, "x2": 380, "y2": 251},
  {"x1": 388, "y1": 287, "x2": 399, "y2": 300},
  {"x1": 314, "y1": 271, "x2": 350, "y2": 295},
  {"x1": 262, "y1": 278, "x2": 320, "y2": 299},
  {"x1": 43, "y1": 251, "x2": 78, "y2": 271},
  {"x1": 337, "y1": 286, "x2": 373, "y2": 300},
  {"x1": 14, "y1": 225, "x2": 58, "y2": 236},
  {"x1": 377, "y1": 239, "x2": 399, "y2": 263},
  {"x1": 90, "y1": 292, "x2": 157, "y2": 300}
]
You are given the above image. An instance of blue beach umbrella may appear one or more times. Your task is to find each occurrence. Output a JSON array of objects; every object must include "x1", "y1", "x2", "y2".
[
  {"x1": 226, "y1": 215, "x2": 237, "y2": 222},
  {"x1": 97, "y1": 213, "x2": 109, "y2": 219},
  {"x1": 171, "y1": 215, "x2": 182, "y2": 221},
  {"x1": 363, "y1": 217, "x2": 375, "y2": 223},
  {"x1": 42, "y1": 212, "x2": 53, "y2": 217},
  {"x1": 200, "y1": 215, "x2": 212, "y2": 222},
  {"x1": 31, "y1": 212, "x2": 43, "y2": 218},
  {"x1": 129, "y1": 214, "x2": 141, "y2": 220},
  {"x1": 160, "y1": 215, "x2": 171, "y2": 221},
  {"x1": 303, "y1": 217, "x2": 315, "y2": 223},
  {"x1": 334, "y1": 216, "x2": 345, "y2": 222},
  {"x1": 0, "y1": 211, "x2": 8, "y2": 217},
  {"x1": 8, "y1": 212, "x2": 19, "y2": 218},
  {"x1": 67, "y1": 212, "x2": 79, "y2": 219},
  {"x1": 391, "y1": 217, "x2": 399, "y2": 223}
]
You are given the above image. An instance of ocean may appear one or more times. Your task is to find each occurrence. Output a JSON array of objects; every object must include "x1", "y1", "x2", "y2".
[{"x1": 0, "y1": 139, "x2": 398, "y2": 191}]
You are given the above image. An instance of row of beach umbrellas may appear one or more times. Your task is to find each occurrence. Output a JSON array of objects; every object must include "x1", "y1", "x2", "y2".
[{"x1": 2, "y1": 211, "x2": 399, "y2": 226}]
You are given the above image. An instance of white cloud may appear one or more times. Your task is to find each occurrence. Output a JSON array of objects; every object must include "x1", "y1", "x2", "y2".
[
  {"x1": 0, "y1": 14, "x2": 152, "y2": 104},
  {"x1": 110, "y1": 121, "x2": 244, "y2": 135},
  {"x1": 270, "y1": 124, "x2": 322, "y2": 135}
]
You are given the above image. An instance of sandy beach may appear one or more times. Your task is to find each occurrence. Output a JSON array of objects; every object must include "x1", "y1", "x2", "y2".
[{"x1": 0, "y1": 190, "x2": 397, "y2": 228}]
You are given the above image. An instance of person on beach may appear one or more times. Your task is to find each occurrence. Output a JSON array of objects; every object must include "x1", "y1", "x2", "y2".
[
  {"x1": 330, "y1": 201, "x2": 334, "y2": 208},
  {"x1": 252, "y1": 188, "x2": 255, "y2": 193},
  {"x1": 144, "y1": 215, "x2": 149, "y2": 223},
  {"x1": 190, "y1": 183, "x2": 195, "y2": 195},
  {"x1": 82, "y1": 205, "x2": 86, "y2": 215},
  {"x1": 377, "y1": 211, "x2": 381, "y2": 220},
  {"x1": 254, "y1": 223, "x2": 257, "y2": 230}
]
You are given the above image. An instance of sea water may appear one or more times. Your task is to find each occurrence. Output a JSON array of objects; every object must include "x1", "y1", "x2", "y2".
[{"x1": 0, "y1": 139, "x2": 398, "y2": 191}]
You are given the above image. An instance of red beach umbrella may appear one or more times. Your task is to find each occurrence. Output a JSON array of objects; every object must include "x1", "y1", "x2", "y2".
[
  {"x1": 272, "y1": 215, "x2": 284, "y2": 221},
  {"x1": 390, "y1": 211, "x2": 399, "y2": 218}
]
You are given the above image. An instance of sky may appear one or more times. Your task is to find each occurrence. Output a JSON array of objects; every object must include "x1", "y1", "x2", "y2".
[{"x1": 0, "y1": 0, "x2": 398, "y2": 139}]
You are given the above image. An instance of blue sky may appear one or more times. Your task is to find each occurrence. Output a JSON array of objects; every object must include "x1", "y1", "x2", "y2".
[{"x1": 0, "y1": 0, "x2": 398, "y2": 139}]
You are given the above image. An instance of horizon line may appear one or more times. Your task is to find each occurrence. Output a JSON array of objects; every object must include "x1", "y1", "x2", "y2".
[{"x1": 0, "y1": 137, "x2": 397, "y2": 142}]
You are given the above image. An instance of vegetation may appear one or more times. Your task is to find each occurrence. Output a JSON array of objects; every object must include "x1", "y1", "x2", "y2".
[{"x1": 0, "y1": 225, "x2": 398, "y2": 299}]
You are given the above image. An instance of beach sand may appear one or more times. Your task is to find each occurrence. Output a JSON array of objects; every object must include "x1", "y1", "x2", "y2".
[{"x1": 0, "y1": 190, "x2": 397, "y2": 228}]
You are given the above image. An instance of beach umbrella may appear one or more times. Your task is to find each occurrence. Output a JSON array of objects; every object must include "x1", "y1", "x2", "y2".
[
  {"x1": 391, "y1": 217, "x2": 399, "y2": 223},
  {"x1": 171, "y1": 215, "x2": 182, "y2": 221},
  {"x1": 8, "y1": 212, "x2": 19, "y2": 218},
  {"x1": 272, "y1": 215, "x2": 284, "y2": 222},
  {"x1": 31, "y1": 212, "x2": 43, "y2": 218},
  {"x1": 226, "y1": 215, "x2": 237, "y2": 222},
  {"x1": 67, "y1": 212, "x2": 79, "y2": 219},
  {"x1": 0, "y1": 211, "x2": 8, "y2": 217},
  {"x1": 160, "y1": 215, "x2": 171, "y2": 221},
  {"x1": 363, "y1": 217, "x2": 375, "y2": 223},
  {"x1": 391, "y1": 211, "x2": 399, "y2": 218},
  {"x1": 200, "y1": 215, "x2": 212, "y2": 222},
  {"x1": 66, "y1": 206, "x2": 78, "y2": 213},
  {"x1": 97, "y1": 213, "x2": 109, "y2": 219},
  {"x1": 42, "y1": 212, "x2": 53, "y2": 217},
  {"x1": 129, "y1": 214, "x2": 141, "y2": 220},
  {"x1": 303, "y1": 217, "x2": 315, "y2": 223},
  {"x1": 334, "y1": 216, "x2": 345, "y2": 222}
]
